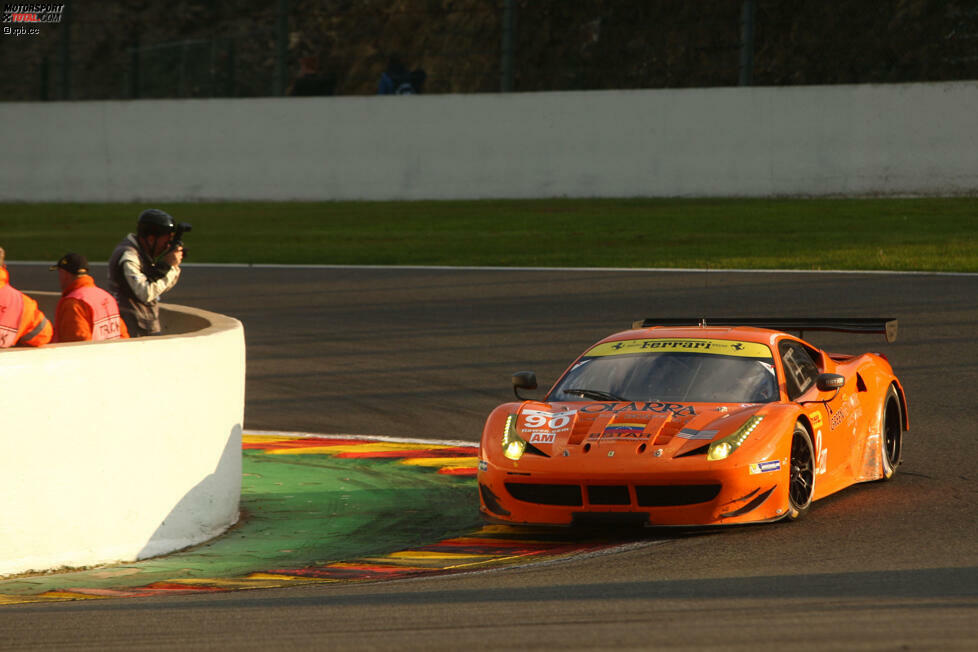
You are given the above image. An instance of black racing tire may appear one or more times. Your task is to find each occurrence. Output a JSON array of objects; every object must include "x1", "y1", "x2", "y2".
[
  {"x1": 786, "y1": 423, "x2": 815, "y2": 521},
  {"x1": 880, "y1": 384, "x2": 904, "y2": 480}
]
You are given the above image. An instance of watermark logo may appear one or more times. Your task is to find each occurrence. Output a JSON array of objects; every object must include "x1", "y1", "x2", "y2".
[{"x1": 2, "y1": 3, "x2": 63, "y2": 35}]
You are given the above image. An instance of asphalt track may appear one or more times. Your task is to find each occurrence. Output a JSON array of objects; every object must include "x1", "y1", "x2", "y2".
[{"x1": 3, "y1": 264, "x2": 977, "y2": 650}]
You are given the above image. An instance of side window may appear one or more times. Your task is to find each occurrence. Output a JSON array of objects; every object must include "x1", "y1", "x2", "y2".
[{"x1": 779, "y1": 340, "x2": 821, "y2": 401}]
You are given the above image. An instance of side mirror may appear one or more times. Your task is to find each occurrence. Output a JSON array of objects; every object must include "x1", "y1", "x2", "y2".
[
  {"x1": 512, "y1": 371, "x2": 537, "y2": 400},
  {"x1": 800, "y1": 374, "x2": 845, "y2": 406},
  {"x1": 816, "y1": 373, "x2": 845, "y2": 392}
]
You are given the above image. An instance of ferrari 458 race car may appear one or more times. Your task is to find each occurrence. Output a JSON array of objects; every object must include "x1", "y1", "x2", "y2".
[{"x1": 478, "y1": 318, "x2": 908, "y2": 527}]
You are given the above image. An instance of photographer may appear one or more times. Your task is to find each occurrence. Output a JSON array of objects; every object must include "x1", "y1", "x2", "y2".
[{"x1": 107, "y1": 209, "x2": 188, "y2": 337}]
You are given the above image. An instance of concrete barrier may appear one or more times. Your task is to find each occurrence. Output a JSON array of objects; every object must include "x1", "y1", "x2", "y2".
[
  {"x1": 0, "y1": 294, "x2": 245, "y2": 577},
  {"x1": 1, "y1": 82, "x2": 976, "y2": 201}
]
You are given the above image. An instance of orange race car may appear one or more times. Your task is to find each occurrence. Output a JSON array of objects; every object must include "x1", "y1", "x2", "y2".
[{"x1": 478, "y1": 318, "x2": 908, "y2": 527}]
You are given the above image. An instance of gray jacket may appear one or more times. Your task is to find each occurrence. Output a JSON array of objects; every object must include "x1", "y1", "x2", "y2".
[{"x1": 107, "y1": 234, "x2": 181, "y2": 336}]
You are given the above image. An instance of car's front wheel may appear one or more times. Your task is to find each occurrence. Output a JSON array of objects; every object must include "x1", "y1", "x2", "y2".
[{"x1": 786, "y1": 423, "x2": 815, "y2": 520}]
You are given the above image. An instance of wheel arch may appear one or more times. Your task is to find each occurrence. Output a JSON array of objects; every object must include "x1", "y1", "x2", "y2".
[
  {"x1": 891, "y1": 379, "x2": 910, "y2": 431},
  {"x1": 795, "y1": 412, "x2": 815, "y2": 439}
]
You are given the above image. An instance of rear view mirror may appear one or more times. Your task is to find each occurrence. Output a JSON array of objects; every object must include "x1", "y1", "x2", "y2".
[
  {"x1": 512, "y1": 371, "x2": 537, "y2": 400},
  {"x1": 816, "y1": 373, "x2": 845, "y2": 391}
]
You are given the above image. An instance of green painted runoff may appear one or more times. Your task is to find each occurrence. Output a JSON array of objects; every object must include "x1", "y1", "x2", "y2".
[{"x1": 0, "y1": 448, "x2": 481, "y2": 596}]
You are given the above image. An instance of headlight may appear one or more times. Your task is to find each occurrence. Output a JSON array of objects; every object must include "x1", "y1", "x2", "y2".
[
  {"x1": 707, "y1": 415, "x2": 764, "y2": 461},
  {"x1": 502, "y1": 414, "x2": 526, "y2": 461}
]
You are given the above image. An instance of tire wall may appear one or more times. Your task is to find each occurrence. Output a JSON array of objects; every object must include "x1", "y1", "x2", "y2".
[
  {"x1": 0, "y1": 294, "x2": 245, "y2": 577},
  {"x1": 1, "y1": 82, "x2": 976, "y2": 201}
]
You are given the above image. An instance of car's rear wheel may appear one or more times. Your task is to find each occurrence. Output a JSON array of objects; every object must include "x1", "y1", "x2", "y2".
[
  {"x1": 880, "y1": 384, "x2": 904, "y2": 480},
  {"x1": 786, "y1": 423, "x2": 815, "y2": 520}
]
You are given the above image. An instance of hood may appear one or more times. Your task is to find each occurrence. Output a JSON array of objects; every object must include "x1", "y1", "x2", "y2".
[{"x1": 512, "y1": 400, "x2": 769, "y2": 458}]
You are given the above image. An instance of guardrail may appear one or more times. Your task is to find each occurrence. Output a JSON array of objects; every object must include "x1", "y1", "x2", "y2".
[{"x1": 0, "y1": 293, "x2": 245, "y2": 577}]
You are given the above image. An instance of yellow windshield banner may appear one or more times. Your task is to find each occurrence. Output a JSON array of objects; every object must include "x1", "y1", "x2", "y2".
[{"x1": 586, "y1": 338, "x2": 772, "y2": 358}]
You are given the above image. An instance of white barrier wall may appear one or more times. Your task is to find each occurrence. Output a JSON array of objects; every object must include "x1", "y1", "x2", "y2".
[
  {"x1": 0, "y1": 296, "x2": 245, "y2": 577},
  {"x1": 1, "y1": 82, "x2": 976, "y2": 201}
]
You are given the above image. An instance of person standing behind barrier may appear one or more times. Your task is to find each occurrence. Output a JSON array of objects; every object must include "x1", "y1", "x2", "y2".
[
  {"x1": 0, "y1": 246, "x2": 53, "y2": 348},
  {"x1": 51, "y1": 252, "x2": 129, "y2": 343},
  {"x1": 288, "y1": 56, "x2": 336, "y2": 96},
  {"x1": 377, "y1": 54, "x2": 427, "y2": 95},
  {"x1": 107, "y1": 209, "x2": 183, "y2": 337}
]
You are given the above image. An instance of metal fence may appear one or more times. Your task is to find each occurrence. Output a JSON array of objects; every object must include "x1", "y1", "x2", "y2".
[
  {"x1": 9, "y1": 0, "x2": 978, "y2": 103},
  {"x1": 123, "y1": 32, "x2": 278, "y2": 99}
]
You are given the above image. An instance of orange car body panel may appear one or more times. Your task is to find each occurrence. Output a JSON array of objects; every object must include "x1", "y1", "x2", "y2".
[{"x1": 478, "y1": 325, "x2": 907, "y2": 527}]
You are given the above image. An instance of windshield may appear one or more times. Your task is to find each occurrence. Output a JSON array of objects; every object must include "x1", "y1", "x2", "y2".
[{"x1": 548, "y1": 338, "x2": 778, "y2": 404}]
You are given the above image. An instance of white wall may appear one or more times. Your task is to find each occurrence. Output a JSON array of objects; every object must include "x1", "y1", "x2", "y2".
[
  {"x1": 1, "y1": 81, "x2": 975, "y2": 201},
  {"x1": 0, "y1": 297, "x2": 245, "y2": 577}
]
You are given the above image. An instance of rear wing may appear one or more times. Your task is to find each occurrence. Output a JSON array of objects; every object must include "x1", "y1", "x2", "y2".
[{"x1": 630, "y1": 318, "x2": 898, "y2": 343}]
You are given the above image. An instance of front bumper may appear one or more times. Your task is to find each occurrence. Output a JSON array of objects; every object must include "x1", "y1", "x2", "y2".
[{"x1": 477, "y1": 459, "x2": 788, "y2": 527}]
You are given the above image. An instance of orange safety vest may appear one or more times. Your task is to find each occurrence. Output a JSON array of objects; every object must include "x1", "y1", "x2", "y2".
[
  {"x1": 64, "y1": 283, "x2": 126, "y2": 341},
  {"x1": 0, "y1": 282, "x2": 24, "y2": 348}
]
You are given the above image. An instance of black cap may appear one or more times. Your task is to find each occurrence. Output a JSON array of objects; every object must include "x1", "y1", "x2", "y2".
[
  {"x1": 50, "y1": 252, "x2": 89, "y2": 275},
  {"x1": 137, "y1": 208, "x2": 176, "y2": 236}
]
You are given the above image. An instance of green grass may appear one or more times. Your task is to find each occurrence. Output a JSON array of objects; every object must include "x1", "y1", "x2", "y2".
[{"x1": 2, "y1": 198, "x2": 977, "y2": 271}]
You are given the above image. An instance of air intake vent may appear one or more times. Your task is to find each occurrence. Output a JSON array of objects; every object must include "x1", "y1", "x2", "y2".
[
  {"x1": 635, "y1": 484, "x2": 721, "y2": 506},
  {"x1": 674, "y1": 443, "x2": 711, "y2": 458},
  {"x1": 505, "y1": 483, "x2": 583, "y2": 506},
  {"x1": 587, "y1": 485, "x2": 630, "y2": 505}
]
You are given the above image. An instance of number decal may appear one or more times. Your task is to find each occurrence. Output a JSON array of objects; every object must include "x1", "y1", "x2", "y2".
[{"x1": 522, "y1": 412, "x2": 572, "y2": 430}]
